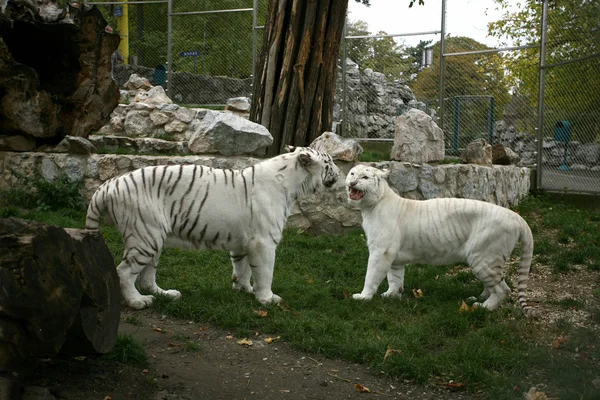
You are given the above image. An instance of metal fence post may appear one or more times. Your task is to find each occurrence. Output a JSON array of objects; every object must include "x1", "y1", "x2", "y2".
[
  {"x1": 536, "y1": 0, "x2": 548, "y2": 190},
  {"x1": 438, "y1": 0, "x2": 447, "y2": 127},
  {"x1": 251, "y1": 0, "x2": 258, "y2": 93},
  {"x1": 166, "y1": 0, "x2": 173, "y2": 96},
  {"x1": 489, "y1": 96, "x2": 495, "y2": 144},
  {"x1": 453, "y1": 97, "x2": 459, "y2": 152},
  {"x1": 340, "y1": 17, "x2": 348, "y2": 137}
]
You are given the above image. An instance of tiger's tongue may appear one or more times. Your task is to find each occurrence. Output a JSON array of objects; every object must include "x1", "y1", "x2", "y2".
[{"x1": 349, "y1": 188, "x2": 364, "y2": 200}]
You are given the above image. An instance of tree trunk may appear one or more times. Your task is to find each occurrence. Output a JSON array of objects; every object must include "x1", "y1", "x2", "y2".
[
  {"x1": 250, "y1": 0, "x2": 349, "y2": 156},
  {"x1": 0, "y1": 218, "x2": 121, "y2": 373}
]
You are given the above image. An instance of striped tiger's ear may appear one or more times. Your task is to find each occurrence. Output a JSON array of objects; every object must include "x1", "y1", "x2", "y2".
[{"x1": 298, "y1": 153, "x2": 313, "y2": 168}]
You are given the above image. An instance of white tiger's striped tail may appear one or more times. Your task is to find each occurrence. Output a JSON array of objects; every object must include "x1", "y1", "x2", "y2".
[
  {"x1": 85, "y1": 187, "x2": 105, "y2": 231},
  {"x1": 517, "y1": 221, "x2": 537, "y2": 318}
]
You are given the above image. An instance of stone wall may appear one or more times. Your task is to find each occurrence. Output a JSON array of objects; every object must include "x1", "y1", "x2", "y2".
[
  {"x1": 0, "y1": 151, "x2": 531, "y2": 234},
  {"x1": 114, "y1": 65, "x2": 252, "y2": 105}
]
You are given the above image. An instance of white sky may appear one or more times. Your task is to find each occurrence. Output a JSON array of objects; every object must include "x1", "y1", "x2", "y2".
[{"x1": 347, "y1": 0, "x2": 516, "y2": 48}]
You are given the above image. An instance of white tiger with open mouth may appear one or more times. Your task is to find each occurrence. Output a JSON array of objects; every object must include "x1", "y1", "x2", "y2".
[
  {"x1": 85, "y1": 146, "x2": 340, "y2": 310},
  {"x1": 346, "y1": 164, "x2": 536, "y2": 317}
]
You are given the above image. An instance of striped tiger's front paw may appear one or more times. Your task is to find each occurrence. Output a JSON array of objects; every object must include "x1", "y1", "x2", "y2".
[
  {"x1": 352, "y1": 293, "x2": 373, "y2": 300},
  {"x1": 232, "y1": 282, "x2": 254, "y2": 293}
]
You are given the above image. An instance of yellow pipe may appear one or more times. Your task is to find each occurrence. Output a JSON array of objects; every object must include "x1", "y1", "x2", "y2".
[{"x1": 117, "y1": 0, "x2": 129, "y2": 64}]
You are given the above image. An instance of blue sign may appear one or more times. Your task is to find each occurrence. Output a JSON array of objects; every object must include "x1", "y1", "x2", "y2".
[
  {"x1": 180, "y1": 50, "x2": 200, "y2": 57},
  {"x1": 113, "y1": 5, "x2": 123, "y2": 17}
]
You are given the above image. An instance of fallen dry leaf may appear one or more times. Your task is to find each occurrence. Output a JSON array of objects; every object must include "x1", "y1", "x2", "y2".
[
  {"x1": 307, "y1": 278, "x2": 314, "y2": 284},
  {"x1": 167, "y1": 342, "x2": 183, "y2": 347},
  {"x1": 103, "y1": 396, "x2": 112, "y2": 400},
  {"x1": 436, "y1": 381, "x2": 465, "y2": 391},
  {"x1": 383, "y1": 347, "x2": 401, "y2": 361},
  {"x1": 237, "y1": 338, "x2": 253, "y2": 346},
  {"x1": 458, "y1": 300, "x2": 472, "y2": 313},
  {"x1": 354, "y1": 383, "x2": 370, "y2": 393},
  {"x1": 142, "y1": 369, "x2": 149, "y2": 374},
  {"x1": 225, "y1": 335, "x2": 234, "y2": 340},
  {"x1": 153, "y1": 327, "x2": 164, "y2": 333},
  {"x1": 412, "y1": 288, "x2": 424, "y2": 298},
  {"x1": 552, "y1": 335, "x2": 566, "y2": 349},
  {"x1": 264, "y1": 336, "x2": 281, "y2": 344},
  {"x1": 253, "y1": 309, "x2": 268, "y2": 318}
]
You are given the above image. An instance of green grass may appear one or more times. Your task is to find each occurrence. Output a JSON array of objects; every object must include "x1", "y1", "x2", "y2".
[
  {"x1": 104, "y1": 334, "x2": 149, "y2": 368},
  {"x1": 2, "y1": 190, "x2": 599, "y2": 399}
]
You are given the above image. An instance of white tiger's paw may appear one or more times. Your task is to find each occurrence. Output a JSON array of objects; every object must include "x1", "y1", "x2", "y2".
[
  {"x1": 352, "y1": 293, "x2": 373, "y2": 300},
  {"x1": 163, "y1": 289, "x2": 182, "y2": 300},
  {"x1": 232, "y1": 282, "x2": 254, "y2": 294},
  {"x1": 128, "y1": 295, "x2": 155, "y2": 310},
  {"x1": 382, "y1": 290, "x2": 402, "y2": 298},
  {"x1": 256, "y1": 294, "x2": 282, "y2": 305}
]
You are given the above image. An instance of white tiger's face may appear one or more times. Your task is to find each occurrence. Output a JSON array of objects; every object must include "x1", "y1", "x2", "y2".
[
  {"x1": 346, "y1": 165, "x2": 389, "y2": 206},
  {"x1": 289, "y1": 147, "x2": 341, "y2": 189}
]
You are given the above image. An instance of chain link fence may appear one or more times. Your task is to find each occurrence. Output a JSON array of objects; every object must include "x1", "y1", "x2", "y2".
[
  {"x1": 537, "y1": 0, "x2": 600, "y2": 193},
  {"x1": 91, "y1": 0, "x2": 267, "y2": 108}
]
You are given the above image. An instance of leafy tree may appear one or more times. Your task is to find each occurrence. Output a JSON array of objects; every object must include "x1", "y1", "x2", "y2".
[
  {"x1": 488, "y1": 0, "x2": 600, "y2": 142},
  {"x1": 345, "y1": 20, "x2": 412, "y2": 80},
  {"x1": 411, "y1": 36, "x2": 511, "y2": 145}
]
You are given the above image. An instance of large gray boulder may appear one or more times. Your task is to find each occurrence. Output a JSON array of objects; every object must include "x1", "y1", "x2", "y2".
[
  {"x1": 390, "y1": 108, "x2": 444, "y2": 163},
  {"x1": 309, "y1": 132, "x2": 363, "y2": 162},
  {"x1": 188, "y1": 111, "x2": 273, "y2": 156}
]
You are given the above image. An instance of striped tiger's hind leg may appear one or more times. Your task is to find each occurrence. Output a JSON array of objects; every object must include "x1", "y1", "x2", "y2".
[
  {"x1": 382, "y1": 263, "x2": 405, "y2": 298},
  {"x1": 137, "y1": 255, "x2": 182, "y2": 301},
  {"x1": 470, "y1": 261, "x2": 511, "y2": 311},
  {"x1": 117, "y1": 253, "x2": 156, "y2": 310},
  {"x1": 231, "y1": 252, "x2": 253, "y2": 294}
]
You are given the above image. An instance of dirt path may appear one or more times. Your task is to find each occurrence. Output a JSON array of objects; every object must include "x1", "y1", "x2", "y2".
[{"x1": 28, "y1": 308, "x2": 474, "y2": 400}]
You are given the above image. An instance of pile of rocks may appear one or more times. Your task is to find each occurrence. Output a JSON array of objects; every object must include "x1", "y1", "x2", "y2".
[
  {"x1": 95, "y1": 75, "x2": 271, "y2": 157},
  {"x1": 334, "y1": 59, "x2": 427, "y2": 138}
]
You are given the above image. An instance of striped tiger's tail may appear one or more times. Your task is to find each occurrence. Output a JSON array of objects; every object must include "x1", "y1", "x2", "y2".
[
  {"x1": 517, "y1": 220, "x2": 537, "y2": 318},
  {"x1": 85, "y1": 187, "x2": 106, "y2": 231}
]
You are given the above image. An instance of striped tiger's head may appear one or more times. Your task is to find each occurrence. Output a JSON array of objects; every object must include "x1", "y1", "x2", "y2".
[
  {"x1": 346, "y1": 165, "x2": 390, "y2": 206},
  {"x1": 286, "y1": 146, "x2": 341, "y2": 189}
]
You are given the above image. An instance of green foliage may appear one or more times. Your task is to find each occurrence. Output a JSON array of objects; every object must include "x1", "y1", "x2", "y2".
[
  {"x1": 0, "y1": 171, "x2": 85, "y2": 212},
  {"x1": 489, "y1": 0, "x2": 600, "y2": 143},
  {"x1": 105, "y1": 334, "x2": 149, "y2": 368}
]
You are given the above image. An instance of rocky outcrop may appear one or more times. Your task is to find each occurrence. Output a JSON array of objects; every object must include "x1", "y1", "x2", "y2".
[
  {"x1": 334, "y1": 59, "x2": 423, "y2": 139},
  {"x1": 0, "y1": 0, "x2": 120, "y2": 147},
  {"x1": 0, "y1": 152, "x2": 531, "y2": 234},
  {"x1": 492, "y1": 143, "x2": 520, "y2": 165},
  {"x1": 391, "y1": 109, "x2": 444, "y2": 164}
]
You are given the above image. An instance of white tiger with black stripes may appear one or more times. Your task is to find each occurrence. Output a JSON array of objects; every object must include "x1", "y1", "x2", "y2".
[
  {"x1": 346, "y1": 164, "x2": 536, "y2": 317},
  {"x1": 86, "y1": 146, "x2": 341, "y2": 310}
]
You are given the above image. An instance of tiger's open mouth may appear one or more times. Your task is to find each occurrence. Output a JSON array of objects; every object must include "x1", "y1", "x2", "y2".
[{"x1": 349, "y1": 187, "x2": 365, "y2": 200}]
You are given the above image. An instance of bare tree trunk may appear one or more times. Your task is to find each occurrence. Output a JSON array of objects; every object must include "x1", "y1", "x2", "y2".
[{"x1": 250, "y1": 0, "x2": 349, "y2": 156}]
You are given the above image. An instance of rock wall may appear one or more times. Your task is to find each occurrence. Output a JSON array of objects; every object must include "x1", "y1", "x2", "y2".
[
  {"x1": 0, "y1": 152, "x2": 531, "y2": 234},
  {"x1": 333, "y1": 59, "x2": 426, "y2": 139}
]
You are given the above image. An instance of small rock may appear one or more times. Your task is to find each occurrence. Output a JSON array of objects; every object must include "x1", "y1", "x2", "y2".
[
  {"x1": 225, "y1": 97, "x2": 251, "y2": 112},
  {"x1": 123, "y1": 74, "x2": 153, "y2": 91},
  {"x1": 54, "y1": 136, "x2": 97, "y2": 154},
  {"x1": 462, "y1": 139, "x2": 493, "y2": 166}
]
